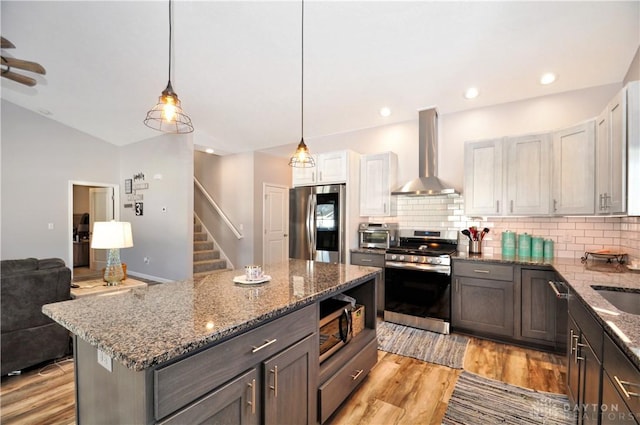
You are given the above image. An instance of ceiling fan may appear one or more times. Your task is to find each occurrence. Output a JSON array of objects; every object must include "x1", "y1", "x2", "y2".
[{"x1": 1, "y1": 36, "x2": 46, "y2": 87}]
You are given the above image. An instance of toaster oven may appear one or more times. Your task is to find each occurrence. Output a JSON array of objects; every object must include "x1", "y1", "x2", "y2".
[{"x1": 358, "y1": 222, "x2": 398, "y2": 249}]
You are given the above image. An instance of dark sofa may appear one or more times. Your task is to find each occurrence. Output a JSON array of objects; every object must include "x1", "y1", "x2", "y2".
[{"x1": 1, "y1": 258, "x2": 72, "y2": 375}]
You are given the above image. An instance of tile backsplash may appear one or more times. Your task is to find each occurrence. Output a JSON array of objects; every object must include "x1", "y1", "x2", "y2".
[{"x1": 370, "y1": 194, "x2": 640, "y2": 261}]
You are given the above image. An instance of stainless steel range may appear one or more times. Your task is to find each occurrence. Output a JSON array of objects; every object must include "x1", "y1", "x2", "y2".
[{"x1": 384, "y1": 230, "x2": 458, "y2": 334}]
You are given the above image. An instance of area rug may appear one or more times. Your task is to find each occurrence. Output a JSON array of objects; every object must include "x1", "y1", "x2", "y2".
[
  {"x1": 443, "y1": 371, "x2": 574, "y2": 425},
  {"x1": 376, "y1": 321, "x2": 469, "y2": 369}
]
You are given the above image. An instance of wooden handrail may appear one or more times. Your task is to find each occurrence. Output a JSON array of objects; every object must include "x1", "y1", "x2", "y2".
[{"x1": 194, "y1": 177, "x2": 243, "y2": 240}]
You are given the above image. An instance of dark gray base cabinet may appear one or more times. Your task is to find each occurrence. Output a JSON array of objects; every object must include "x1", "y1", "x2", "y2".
[
  {"x1": 350, "y1": 250, "x2": 385, "y2": 313},
  {"x1": 521, "y1": 268, "x2": 567, "y2": 350},
  {"x1": 452, "y1": 261, "x2": 515, "y2": 337}
]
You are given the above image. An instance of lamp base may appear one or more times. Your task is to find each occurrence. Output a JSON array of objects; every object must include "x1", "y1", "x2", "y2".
[{"x1": 103, "y1": 248, "x2": 124, "y2": 286}]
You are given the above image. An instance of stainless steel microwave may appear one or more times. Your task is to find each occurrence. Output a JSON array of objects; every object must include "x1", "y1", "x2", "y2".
[
  {"x1": 358, "y1": 223, "x2": 398, "y2": 249},
  {"x1": 319, "y1": 299, "x2": 352, "y2": 363}
]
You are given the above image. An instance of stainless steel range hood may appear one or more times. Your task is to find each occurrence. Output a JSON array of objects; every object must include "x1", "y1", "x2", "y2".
[{"x1": 392, "y1": 108, "x2": 458, "y2": 196}]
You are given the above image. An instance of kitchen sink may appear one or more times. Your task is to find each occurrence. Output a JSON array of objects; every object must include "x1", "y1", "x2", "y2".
[{"x1": 591, "y1": 286, "x2": 640, "y2": 315}]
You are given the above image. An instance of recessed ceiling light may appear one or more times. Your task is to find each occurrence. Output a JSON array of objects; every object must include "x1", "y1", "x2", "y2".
[
  {"x1": 540, "y1": 72, "x2": 557, "y2": 85},
  {"x1": 205, "y1": 148, "x2": 214, "y2": 154},
  {"x1": 464, "y1": 87, "x2": 479, "y2": 100},
  {"x1": 379, "y1": 107, "x2": 391, "y2": 117}
]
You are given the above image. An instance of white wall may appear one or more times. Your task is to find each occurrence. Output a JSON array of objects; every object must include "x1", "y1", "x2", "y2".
[
  {"x1": 1, "y1": 100, "x2": 119, "y2": 264},
  {"x1": 119, "y1": 134, "x2": 194, "y2": 282}
]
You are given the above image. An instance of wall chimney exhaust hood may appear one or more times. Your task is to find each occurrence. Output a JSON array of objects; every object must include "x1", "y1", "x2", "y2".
[{"x1": 392, "y1": 107, "x2": 458, "y2": 196}]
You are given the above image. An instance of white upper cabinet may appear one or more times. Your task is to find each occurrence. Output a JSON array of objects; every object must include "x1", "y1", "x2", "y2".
[
  {"x1": 627, "y1": 81, "x2": 640, "y2": 217},
  {"x1": 505, "y1": 133, "x2": 551, "y2": 216},
  {"x1": 595, "y1": 87, "x2": 627, "y2": 215},
  {"x1": 551, "y1": 121, "x2": 596, "y2": 215},
  {"x1": 292, "y1": 151, "x2": 351, "y2": 186},
  {"x1": 359, "y1": 152, "x2": 397, "y2": 217},
  {"x1": 464, "y1": 139, "x2": 503, "y2": 216}
]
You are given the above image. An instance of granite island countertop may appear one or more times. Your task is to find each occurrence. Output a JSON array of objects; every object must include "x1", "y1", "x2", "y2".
[
  {"x1": 43, "y1": 259, "x2": 381, "y2": 371},
  {"x1": 454, "y1": 253, "x2": 640, "y2": 368}
]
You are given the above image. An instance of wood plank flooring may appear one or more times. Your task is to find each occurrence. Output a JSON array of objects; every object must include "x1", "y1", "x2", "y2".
[{"x1": 1, "y1": 336, "x2": 566, "y2": 425}]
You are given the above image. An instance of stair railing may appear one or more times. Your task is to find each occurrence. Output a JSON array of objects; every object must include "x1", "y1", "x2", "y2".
[{"x1": 194, "y1": 177, "x2": 243, "y2": 240}]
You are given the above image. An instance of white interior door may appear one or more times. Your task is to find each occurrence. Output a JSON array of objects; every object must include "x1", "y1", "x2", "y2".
[
  {"x1": 263, "y1": 184, "x2": 289, "y2": 266},
  {"x1": 89, "y1": 187, "x2": 115, "y2": 270}
]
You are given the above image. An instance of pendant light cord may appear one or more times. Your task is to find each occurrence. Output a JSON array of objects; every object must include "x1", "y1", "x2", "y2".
[
  {"x1": 301, "y1": 0, "x2": 304, "y2": 139},
  {"x1": 168, "y1": 0, "x2": 173, "y2": 83}
]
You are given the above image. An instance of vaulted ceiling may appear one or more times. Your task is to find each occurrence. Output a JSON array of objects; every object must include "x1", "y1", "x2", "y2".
[{"x1": 1, "y1": 1, "x2": 638, "y2": 155}]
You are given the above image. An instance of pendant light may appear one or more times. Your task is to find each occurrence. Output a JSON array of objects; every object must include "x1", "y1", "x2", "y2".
[
  {"x1": 144, "y1": 0, "x2": 193, "y2": 134},
  {"x1": 289, "y1": 0, "x2": 315, "y2": 168}
]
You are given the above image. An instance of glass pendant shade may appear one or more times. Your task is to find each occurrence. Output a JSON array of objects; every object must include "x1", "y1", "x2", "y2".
[
  {"x1": 144, "y1": 81, "x2": 194, "y2": 134},
  {"x1": 288, "y1": 138, "x2": 315, "y2": 168}
]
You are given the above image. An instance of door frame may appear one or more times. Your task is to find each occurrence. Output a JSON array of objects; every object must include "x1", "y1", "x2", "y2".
[
  {"x1": 262, "y1": 183, "x2": 290, "y2": 266},
  {"x1": 68, "y1": 180, "x2": 120, "y2": 277}
]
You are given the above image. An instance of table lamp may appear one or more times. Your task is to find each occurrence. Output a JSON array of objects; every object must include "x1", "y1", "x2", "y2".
[{"x1": 91, "y1": 221, "x2": 134, "y2": 286}]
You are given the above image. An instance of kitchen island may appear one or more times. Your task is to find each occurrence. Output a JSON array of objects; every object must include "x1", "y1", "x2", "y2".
[{"x1": 43, "y1": 259, "x2": 381, "y2": 424}]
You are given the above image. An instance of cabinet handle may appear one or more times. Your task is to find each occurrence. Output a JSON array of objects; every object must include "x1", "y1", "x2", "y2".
[
  {"x1": 473, "y1": 269, "x2": 490, "y2": 274},
  {"x1": 247, "y1": 378, "x2": 256, "y2": 414},
  {"x1": 351, "y1": 369, "x2": 364, "y2": 380},
  {"x1": 251, "y1": 338, "x2": 277, "y2": 353},
  {"x1": 570, "y1": 330, "x2": 576, "y2": 355},
  {"x1": 496, "y1": 200, "x2": 500, "y2": 213},
  {"x1": 553, "y1": 199, "x2": 558, "y2": 212},
  {"x1": 270, "y1": 366, "x2": 278, "y2": 397},
  {"x1": 605, "y1": 193, "x2": 611, "y2": 209},
  {"x1": 547, "y1": 281, "x2": 567, "y2": 299},
  {"x1": 319, "y1": 171, "x2": 322, "y2": 181},
  {"x1": 576, "y1": 342, "x2": 586, "y2": 362},
  {"x1": 614, "y1": 376, "x2": 640, "y2": 399},
  {"x1": 384, "y1": 203, "x2": 387, "y2": 213},
  {"x1": 510, "y1": 200, "x2": 514, "y2": 213},
  {"x1": 361, "y1": 258, "x2": 373, "y2": 263}
]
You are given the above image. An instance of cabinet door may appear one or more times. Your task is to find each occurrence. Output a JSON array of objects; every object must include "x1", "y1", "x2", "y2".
[
  {"x1": 452, "y1": 277, "x2": 514, "y2": 337},
  {"x1": 552, "y1": 121, "x2": 596, "y2": 215},
  {"x1": 158, "y1": 368, "x2": 258, "y2": 425},
  {"x1": 264, "y1": 334, "x2": 317, "y2": 425},
  {"x1": 580, "y1": 339, "x2": 602, "y2": 425},
  {"x1": 464, "y1": 139, "x2": 503, "y2": 215},
  {"x1": 292, "y1": 156, "x2": 318, "y2": 186},
  {"x1": 601, "y1": 372, "x2": 639, "y2": 425},
  {"x1": 505, "y1": 133, "x2": 551, "y2": 215},
  {"x1": 521, "y1": 269, "x2": 557, "y2": 343},
  {"x1": 596, "y1": 88, "x2": 627, "y2": 215},
  {"x1": 360, "y1": 152, "x2": 397, "y2": 216},
  {"x1": 317, "y1": 151, "x2": 348, "y2": 184},
  {"x1": 567, "y1": 316, "x2": 581, "y2": 410}
]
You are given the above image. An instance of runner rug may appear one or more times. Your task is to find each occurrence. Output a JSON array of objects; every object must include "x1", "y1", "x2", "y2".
[
  {"x1": 376, "y1": 321, "x2": 469, "y2": 369},
  {"x1": 443, "y1": 371, "x2": 575, "y2": 425}
]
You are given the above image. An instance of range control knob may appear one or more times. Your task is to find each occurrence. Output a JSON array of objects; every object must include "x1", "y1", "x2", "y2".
[
  {"x1": 390, "y1": 254, "x2": 397, "y2": 260},
  {"x1": 399, "y1": 255, "x2": 405, "y2": 261},
  {"x1": 431, "y1": 258, "x2": 442, "y2": 265}
]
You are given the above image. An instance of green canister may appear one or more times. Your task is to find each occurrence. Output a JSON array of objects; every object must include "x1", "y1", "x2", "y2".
[
  {"x1": 544, "y1": 239, "x2": 554, "y2": 262},
  {"x1": 531, "y1": 237, "x2": 544, "y2": 261},
  {"x1": 501, "y1": 231, "x2": 516, "y2": 258},
  {"x1": 518, "y1": 233, "x2": 532, "y2": 259}
]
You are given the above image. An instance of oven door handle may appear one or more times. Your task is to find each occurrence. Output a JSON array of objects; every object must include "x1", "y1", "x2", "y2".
[{"x1": 385, "y1": 262, "x2": 451, "y2": 275}]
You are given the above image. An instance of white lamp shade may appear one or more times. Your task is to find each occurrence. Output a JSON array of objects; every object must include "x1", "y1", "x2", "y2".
[{"x1": 91, "y1": 221, "x2": 134, "y2": 249}]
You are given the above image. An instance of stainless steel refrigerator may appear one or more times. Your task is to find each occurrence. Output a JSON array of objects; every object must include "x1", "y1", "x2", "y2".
[{"x1": 289, "y1": 184, "x2": 346, "y2": 263}]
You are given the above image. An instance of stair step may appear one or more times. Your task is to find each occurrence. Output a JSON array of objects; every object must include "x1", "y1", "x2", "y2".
[
  {"x1": 193, "y1": 232, "x2": 208, "y2": 242},
  {"x1": 194, "y1": 223, "x2": 202, "y2": 233},
  {"x1": 194, "y1": 241, "x2": 214, "y2": 252},
  {"x1": 194, "y1": 250, "x2": 220, "y2": 262},
  {"x1": 194, "y1": 259, "x2": 227, "y2": 274}
]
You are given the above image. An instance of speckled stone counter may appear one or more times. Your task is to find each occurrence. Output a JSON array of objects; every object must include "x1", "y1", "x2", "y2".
[
  {"x1": 43, "y1": 259, "x2": 381, "y2": 371},
  {"x1": 454, "y1": 253, "x2": 640, "y2": 368}
]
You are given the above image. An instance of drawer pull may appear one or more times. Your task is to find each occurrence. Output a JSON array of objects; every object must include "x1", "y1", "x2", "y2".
[
  {"x1": 350, "y1": 369, "x2": 364, "y2": 380},
  {"x1": 473, "y1": 269, "x2": 490, "y2": 274},
  {"x1": 361, "y1": 259, "x2": 373, "y2": 262},
  {"x1": 614, "y1": 376, "x2": 640, "y2": 399},
  {"x1": 247, "y1": 378, "x2": 256, "y2": 414},
  {"x1": 547, "y1": 281, "x2": 568, "y2": 299},
  {"x1": 270, "y1": 366, "x2": 278, "y2": 397},
  {"x1": 251, "y1": 338, "x2": 277, "y2": 353}
]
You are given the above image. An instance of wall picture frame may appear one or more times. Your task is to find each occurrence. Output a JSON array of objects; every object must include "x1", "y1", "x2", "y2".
[{"x1": 125, "y1": 179, "x2": 133, "y2": 194}]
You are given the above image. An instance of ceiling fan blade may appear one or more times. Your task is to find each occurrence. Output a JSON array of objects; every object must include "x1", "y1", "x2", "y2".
[
  {"x1": 1, "y1": 70, "x2": 37, "y2": 87},
  {"x1": 1, "y1": 37, "x2": 16, "y2": 49},
  {"x1": 1, "y1": 56, "x2": 46, "y2": 74}
]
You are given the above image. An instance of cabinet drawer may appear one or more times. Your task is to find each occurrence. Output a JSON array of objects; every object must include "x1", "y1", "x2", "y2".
[
  {"x1": 603, "y1": 333, "x2": 640, "y2": 419},
  {"x1": 154, "y1": 303, "x2": 317, "y2": 421},
  {"x1": 318, "y1": 338, "x2": 377, "y2": 423},
  {"x1": 351, "y1": 252, "x2": 385, "y2": 267},
  {"x1": 568, "y1": 292, "x2": 602, "y2": 359},
  {"x1": 454, "y1": 261, "x2": 513, "y2": 281}
]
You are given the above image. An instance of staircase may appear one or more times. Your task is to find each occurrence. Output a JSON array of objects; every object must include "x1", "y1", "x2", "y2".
[{"x1": 193, "y1": 219, "x2": 227, "y2": 276}]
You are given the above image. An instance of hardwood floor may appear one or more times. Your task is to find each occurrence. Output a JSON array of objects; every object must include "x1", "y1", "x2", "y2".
[{"x1": 0, "y1": 336, "x2": 566, "y2": 425}]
